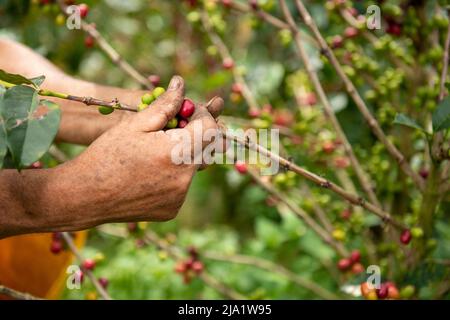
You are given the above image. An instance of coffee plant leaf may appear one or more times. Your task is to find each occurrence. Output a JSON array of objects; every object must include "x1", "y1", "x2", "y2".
[
  {"x1": 393, "y1": 113, "x2": 426, "y2": 132},
  {"x1": 0, "y1": 85, "x2": 60, "y2": 168},
  {"x1": 0, "y1": 69, "x2": 42, "y2": 89},
  {"x1": 432, "y1": 96, "x2": 450, "y2": 132}
]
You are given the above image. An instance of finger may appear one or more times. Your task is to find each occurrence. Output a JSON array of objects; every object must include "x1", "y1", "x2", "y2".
[
  {"x1": 133, "y1": 75, "x2": 185, "y2": 132},
  {"x1": 184, "y1": 105, "x2": 218, "y2": 140},
  {"x1": 205, "y1": 96, "x2": 224, "y2": 119}
]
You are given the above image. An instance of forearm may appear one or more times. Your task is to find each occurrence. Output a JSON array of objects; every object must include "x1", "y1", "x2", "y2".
[{"x1": 0, "y1": 38, "x2": 145, "y2": 145}]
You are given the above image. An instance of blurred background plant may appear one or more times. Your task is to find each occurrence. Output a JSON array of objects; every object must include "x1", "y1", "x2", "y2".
[{"x1": 0, "y1": 0, "x2": 449, "y2": 300}]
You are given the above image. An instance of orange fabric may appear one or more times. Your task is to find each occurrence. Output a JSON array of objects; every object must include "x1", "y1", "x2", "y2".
[{"x1": 0, "y1": 232, "x2": 87, "y2": 299}]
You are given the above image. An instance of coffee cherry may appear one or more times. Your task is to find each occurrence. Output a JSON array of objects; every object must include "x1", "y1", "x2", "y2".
[
  {"x1": 166, "y1": 118, "x2": 178, "y2": 129},
  {"x1": 152, "y1": 87, "x2": 166, "y2": 99},
  {"x1": 85, "y1": 291, "x2": 97, "y2": 300},
  {"x1": 419, "y1": 168, "x2": 429, "y2": 179},
  {"x1": 334, "y1": 156, "x2": 350, "y2": 168},
  {"x1": 141, "y1": 93, "x2": 154, "y2": 105},
  {"x1": 50, "y1": 240, "x2": 63, "y2": 254},
  {"x1": 350, "y1": 250, "x2": 361, "y2": 264},
  {"x1": 360, "y1": 282, "x2": 371, "y2": 297},
  {"x1": 340, "y1": 208, "x2": 352, "y2": 220},
  {"x1": 82, "y1": 258, "x2": 96, "y2": 271},
  {"x1": 222, "y1": 0, "x2": 233, "y2": 8},
  {"x1": 179, "y1": 99, "x2": 195, "y2": 118},
  {"x1": 337, "y1": 258, "x2": 352, "y2": 271},
  {"x1": 400, "y1": 229, "x2": 412, "y2": 245},
  {"x1": 127, "y1": 222, "x2": 137, "y2": 233},
  {"x1": 148, "y1": 74, "x2": 161, "y2": 87},
  {"x1": 248, "y1": 108, "x2": 261, "y2": 118},
  {"x1": 78, "y1": 3, "x2": 89, "y2": 18},
  {"x1": 222, "y1": 57, "x2": 234, "y2": 70},
  {"x1": 234, "y1": 161, "x2": 247, "y2": 174},
  {"x1": 192, "y1": 261, "x2": 204, "y2": 274},
  {"x1": 175, "y1": 262, "x2": 187, "y2": 273},
  {"x1": 84, "y1": 36, "x2": 95, "y2": 48},
  {"x1": 351, "y1": 262, "x2": 364, "y2": 274},
  {"x1": 366, "y1": 290, "x2": 378, "y2": 300},
  {"x1": 400, "y1": 285, "x2": 415, "y2": 299},
  {"x1": 322, "y1": 141, "x2": 336, "y2": 153},
  {"x1": 137, "y1": 103, "x2": 148, "y2": 112},
  {"x1": 52, "y1": 232, "x2": 63, "y2": 241},
  {"x1": 386, "y1": 21, "x2": 402, "y2": 36},
  {"x1": 249, "y1": 0, "x2": 258, "y2": 10},
  {"x1": 411, "y1": 227, "x2": 424, "y2": 239},
  {"x1": 55, "y1": 14, "x2": 65, "y2": 26},
  {"x1": 331, "y1": 35, "x2": 344, "y2": 49},
  {"x1": 98, "y1": 277, "x2": 109, "y2": 289},
  {"x1": 178, "y1": 119, "x2": 188, "y2": 128},
  {"x1": 332, "y1": 229, "x2": 346, "y2": 241},
  {"x1": 75, "y1": 270, "x2": 84, "y2": 284},
  {"x1": 376, "y1": 283, "x2": 389, "y2": 299},
  {"x1": 344, "y1": 27, "x2": 358, "y2": 38},
  {"x1": 231, "y1": 83, "x2": 243, "y2": 95},
  {"x1": 386, "y1": 283, "x2": 400, "y2": 299},
  {"x1": 30, "y1": 161, "x2": 43, "y2": 169},
  {"x1": 98, "y1": 106, "x2": 114, "y2": 115},
  {"x1": 187, "y1": 246, "x2": 199, "y2": 259}
]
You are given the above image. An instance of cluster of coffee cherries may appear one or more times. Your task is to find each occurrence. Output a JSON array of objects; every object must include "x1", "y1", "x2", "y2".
[
  {"x1": 360, "y1": 281, "x2": 401, "y2": 300},
  {"x1": 137, "y1": 87, "x2": 196, "y2": 129},
  {"x1": 174, "y1": 246, "x2": 204, "y2": 284},
  {"x1": 337, "y1": 250, "x2": 364, "y2": 274}
]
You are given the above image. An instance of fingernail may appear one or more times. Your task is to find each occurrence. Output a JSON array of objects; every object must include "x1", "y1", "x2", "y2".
[
  {"x1": 206, "y1": 96, "x2": 219, "y2": 108},
  {"x1": 168, "y1": 76, "x2": 181, "y2": 91}
]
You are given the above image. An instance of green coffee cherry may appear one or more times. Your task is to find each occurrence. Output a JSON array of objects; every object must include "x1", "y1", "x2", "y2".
[
  {"x1": 166, "y1": 118, "x2": 178, "y2": 129},
  {"x1": 137, "y1": 103, "x2": 149, "y2": 112},
  {"x1": 411, "y1": 227, "x2": 424, "y2": 238},
  {"x1": 400, "y1": 285, "x2": 415, "y2": 299},
  {"x1": 141, "y1": 93, "x2": 154, "y2": 105},
  {"x1": 152, "y1": 87, "x2": 166, "y2": 99},
  {"x1": 98, "y1": 106, "x2": 114, "y2": 115}
]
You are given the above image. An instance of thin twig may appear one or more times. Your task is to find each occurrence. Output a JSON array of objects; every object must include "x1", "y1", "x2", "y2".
[
  {"x1": 144, "y1": 231, "x2": 246, "y2": 300},
  {"x1": 224, "y1": 131, "x2": 405, "y2": 229},
  {"x1": 200, "y1": 10, "x2": 259, "y2": 110},
  {"x1": 0, "y1": 285, "x2": 43, "y2": 300},
  {"x1": 292, "y1": 0, "x2": 425, "y2": 191},
  {"x1": 61, "y1": 232, "x2": 112, "y2": 300},
  {"x1": 248, "y1": 169, "x2": 349, "y2": 257},
  {"x1": 57, "y1": 1, "x2": 152, "y2": 89},
  {"x1": 201, "y1": 251, "x2": 340, "y2": 300},
  {"x1": 279, "y1": 0, "x2": 381, "y2": 207}
]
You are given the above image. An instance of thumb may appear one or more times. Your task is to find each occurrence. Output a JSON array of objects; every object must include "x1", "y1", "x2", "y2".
[{"x1": 133, "y1": 75, "x2": 185, "y2": 132}]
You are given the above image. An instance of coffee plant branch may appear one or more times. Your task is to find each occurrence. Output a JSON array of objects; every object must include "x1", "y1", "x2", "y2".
[
  {"x1": 200, "y1": 10, "x2": 260, "y2": 111},
  {"x1": 57, "y1": 0, "x2": 153, "y2": 89},
  {"x1": 201, "y1": 251, "x2": 340, "y2": 300},
  {"x1": 247, "y1": 168, "x2": 349, "y2": 257},
  {"x1": 0, "y1": 79, "x2": 136, "y2": 112},
  {"x1": 143, "y1": 231, "x2": 246, "y2": 300},
  {"x1": 279, "y1": 0, "x2": 381, "y2": 208},
  {"x1": 293, "y1": 0, "x2": 426, "y2": 191},
  {"x1": 61, "y1": 232, "x2": 112, "y2": 300},
  {"x1": 0, "y1": 285, "x2": 43, "y2": 300}
]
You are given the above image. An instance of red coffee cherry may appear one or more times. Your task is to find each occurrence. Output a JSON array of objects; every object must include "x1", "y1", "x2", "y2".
[
  {"x1": 84, "y1": 36, "x2": 95, "y2": 48},
  {"x1": 187, "y1": 246, "x2": 199, "y2": 260},
  {"x1": 179, "y1": 99, "x2": 195, "y2": 118},
  {"x1": 222, "y1": 57, "x2": 234, "y2": 70},
  {"x1": 350, "y1": 250, "x2": 361, "y2": 264},
  {"x1": 400, "y1": 229, "x2": 412, "y2": 245},
  {"x1": 337, "y1": 258, "x2": 352, "y2": 271},
  {"x1": 344, "y1": 27, "x2": 358, "y2": 38},
  {"x1": 178, "y1": 119, "x2": 188, "y2": 128},
  {"x1": 322, "y1": 141, "x2": 336, "y2": 153},
  {"x1": 248, "y1": 108, "x2": 261, "y2": 118},
  {"x1": 222, "y1": 0, "x2": 233, "y2": 7},
  {"x1": 234, "y1": 161, "x2": 247, "y2": 174},
  {"x1": 98, "y1": 277, "x2": 109, "y2": 289},
  {"x1": 192, "y1": 261, "x2": 204, "y2": 274},
  {"x1": 30, "y1": 161, "x2": 43, "y2": 169},
  {"x1": 351, "y1": 262, "x2": 364, "y2": 274},
  {"x1": 148, "y1": 74, "x2": 161, "y2": 87},
  {"x1": 331, "y1": 35, "x2": 344, "y2": 49},
  {"x1": 419, "y1": 168, "x2": 429, "y2": 179},
  {"x1": 386, "y1": 21, "x2": 402, "y2": 36},
  {"x1": 78, "y1": 3, "x2": 89, "y2": 18},
  {"x1": 50, "y1": 240, "x2": 63, "y2": 254},
  {"x1": 340, "y1": 208, "x2": 352, "y2": 220},
  {"x1": 82, "y1": 258, "x2": 96, "y2": 271},
  {"x1": 386, "y1": 283, "x2": 400, "y2": 299},
  {"x1": 376, "y1": 283, "x2": 389, "y2": 299},
  {"x1": 249, "y1": 0, "x2": 258, "y2": 10},
  {"x1": 231, "y1": 83, "x2": 243, "y2": 95},
  {"x1": 175, "y1": 262, "x2": 187, "y2": 273}
]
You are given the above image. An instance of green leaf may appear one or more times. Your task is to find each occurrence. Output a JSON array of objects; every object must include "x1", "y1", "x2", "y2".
[
  {"x1": 0, "y1": 69, "x2": 39, "y2": 88},
  {"x1": 393, "y1": 113, "x2": 425, "y2": 132},
  {"x1": 29, "y1": 75, "x2": 46, "y2": 87},
  {"x1": 0, "y1": 85, "x2": 61, "y2": 168},
  {"x1": 432, "y1": 96, "x2": 450, "y2": 132}
]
